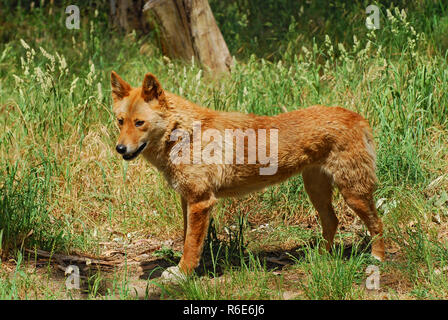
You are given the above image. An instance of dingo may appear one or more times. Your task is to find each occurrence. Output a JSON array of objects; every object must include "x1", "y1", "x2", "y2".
[{"x1": 110, "y1": 71, "x2": 385, "y2": 279}]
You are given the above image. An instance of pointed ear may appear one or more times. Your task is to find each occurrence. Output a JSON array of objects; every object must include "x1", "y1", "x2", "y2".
[
  {"x1": 141, "y1": 73, "x2": 165, "y2": 103},
  {"x1": 111, "y1": 71, "x2": 131, "y2": 101}
]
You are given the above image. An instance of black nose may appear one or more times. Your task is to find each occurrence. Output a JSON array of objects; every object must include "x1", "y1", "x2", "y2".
[{"x1": 116, "y1": 144, "x2": 127, "y2": 154}]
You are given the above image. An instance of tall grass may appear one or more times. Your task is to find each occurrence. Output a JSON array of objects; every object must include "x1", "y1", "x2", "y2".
[
  {"x1": 388, "y1": 214, "x2": 448, "y2": 299},
  {"x1": 0, "y1": 161, "x2": 71, "y2": 258},
  {"x1": 294, "y1": 243, "x2": 370, "y2": 300}
]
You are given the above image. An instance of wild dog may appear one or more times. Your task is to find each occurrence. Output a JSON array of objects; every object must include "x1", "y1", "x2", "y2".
[{"x1": 110, "y1": 71, "x2": 385, "y2": 280}]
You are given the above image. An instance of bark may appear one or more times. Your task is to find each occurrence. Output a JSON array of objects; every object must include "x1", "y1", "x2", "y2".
[
  {"x1": 110, "y1": 0, "x2": 149, "y2": 33},
  {"x1": 144, "y1": 0, "x2": 232, "y2": 73}
]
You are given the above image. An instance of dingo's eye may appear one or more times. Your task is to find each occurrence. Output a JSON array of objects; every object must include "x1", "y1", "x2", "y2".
[
  {"x1": 135, "y1": 120, "x2": 145, "y2": 127},
  {"x1": 118, "y1": 118, "x2": 123, "y2": 126}
]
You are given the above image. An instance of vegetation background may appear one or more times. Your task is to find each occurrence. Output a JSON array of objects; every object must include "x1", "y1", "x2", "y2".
[{"x1": 0, "y1": 0, "x2": 447, "y2": 299}]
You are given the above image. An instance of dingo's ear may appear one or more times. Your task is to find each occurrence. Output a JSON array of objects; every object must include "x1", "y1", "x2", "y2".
[
  {"x1": 111, "y1": 71, "x2": 131, "y2": 101},
  {"x1": 142, "y1": 73, "x2": 165, "y2": 104}
]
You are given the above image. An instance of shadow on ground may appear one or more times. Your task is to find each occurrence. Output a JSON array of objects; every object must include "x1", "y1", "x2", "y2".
[{"x1": 138, "y1": 235, "x2": 372, "y2": 280}]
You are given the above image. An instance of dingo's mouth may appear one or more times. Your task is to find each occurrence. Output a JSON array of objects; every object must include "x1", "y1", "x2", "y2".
[{"x1": 122, "y1": 142, "x2": 147, "y2": 161}]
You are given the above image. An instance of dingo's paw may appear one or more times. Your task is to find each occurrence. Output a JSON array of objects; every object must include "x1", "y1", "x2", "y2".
[
  {"x1": 372, "y1": 251, "x2": 385, "y2": 262},
  {"x1": 160, "y1": 266, "x2": 186, "y2": 282}
]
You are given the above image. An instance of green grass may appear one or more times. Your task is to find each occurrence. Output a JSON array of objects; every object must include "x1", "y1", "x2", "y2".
[
  {"x1": 155, "y1": 251, "x2": 282, "y2": 300},
  {"x1": 0, "y1": 161, "x2": 73, "y2": 258},
  {"x1": 0, "y1": 0, "x2": 447, "y2": 299},
  {"x1": 0, "y1": 252, "x2": 66, "y2": 299},
  {"x1": 293, "y1": 243, "x2": 370, "y2": 300}
]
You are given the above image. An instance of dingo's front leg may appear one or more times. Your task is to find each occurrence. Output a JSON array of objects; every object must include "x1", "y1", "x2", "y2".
[
  {"x1": 179, "y1": 195, "x2": 216, "y2": 273},
  {"x1": 162, "y1": 194, "x2": 216, "y2": 281}
]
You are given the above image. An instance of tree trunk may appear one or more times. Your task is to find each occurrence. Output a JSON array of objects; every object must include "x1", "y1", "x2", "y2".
[
  {"x1": 110, "y1": 0, "x2": 149, "y2": 33},
  {"x1": 144, "y1": 0, "x2": 232, "y2": 74}
]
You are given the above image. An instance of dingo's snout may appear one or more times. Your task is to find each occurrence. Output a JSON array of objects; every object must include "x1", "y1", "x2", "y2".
[
  {"x1": 117, "y1": 142, "x2": 148, "y2": 161},
  {"x1": 116, "y1": 144, "x2": 127, "y2": 154}
]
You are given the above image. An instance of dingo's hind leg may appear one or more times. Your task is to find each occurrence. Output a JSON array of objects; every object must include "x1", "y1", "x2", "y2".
[
  {"x1": 337, "y1": 187, "x2": 384, "y2": 261},
  {"x1": 302, "y1": 166, "x2": 338, "y2": 252},
  {"x1": 324, "y1": 127, "x2": 385, "y2": 261}
]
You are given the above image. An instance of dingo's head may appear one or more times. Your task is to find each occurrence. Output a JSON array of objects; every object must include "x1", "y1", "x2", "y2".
[{"x1": 110, "y1": 71, "x2": 168, "y2": 160}]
